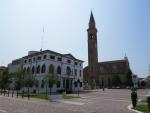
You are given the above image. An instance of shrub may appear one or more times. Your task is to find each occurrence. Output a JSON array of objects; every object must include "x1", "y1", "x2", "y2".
[
  {"x1": 147, "y1": 96, "x2": 150, "y2": 113},
  {"x1": 131, "y1": 91, "x2": 137, "y2": 108}
]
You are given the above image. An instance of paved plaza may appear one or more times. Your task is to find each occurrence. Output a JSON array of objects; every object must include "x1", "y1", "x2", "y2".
[{"x1": 0, "y1": 89, "x2": 149, "y2": 113}]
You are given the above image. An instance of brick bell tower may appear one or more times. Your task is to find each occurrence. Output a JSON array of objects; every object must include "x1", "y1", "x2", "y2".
[{"x1": 87, "y1": 12, "x2": 98, "y2": 88}]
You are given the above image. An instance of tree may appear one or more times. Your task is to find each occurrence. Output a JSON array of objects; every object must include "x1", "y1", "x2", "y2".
[
  {"x1": 125, "y1": 68, "x2": 133, "y2": 87},
  {"x1": 43, "y1": 75, "x2": 49, "y2": 96},
  {"x1": 35, "y1": 80, "x2": 39, "y2": 93},
  {"x1": 0, "y1": 68, "x2": 11, "y2": 95},
  {"x1": 49, "y1": 75, "x2": 58, "y2": 95},
  {"x1": 140, "y1": 80, "x2": 146, "y2": 87},
  {"x1": 45, "y1": 74, "x2": 58, "y2": 95},
  {"x1": 14, "y1": 67, "x2": 25, "y2": 98},
  {"x1": 112, "y1": 75, "x2": 121, "y2": 87},
  {"x1": 24, "y1": 72, "x2": 35, "y2": 99}
]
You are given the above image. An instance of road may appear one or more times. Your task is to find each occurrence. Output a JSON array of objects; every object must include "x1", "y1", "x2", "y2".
[{"x1": 0, "y1": 89, "x2": 148, "y2": 113}]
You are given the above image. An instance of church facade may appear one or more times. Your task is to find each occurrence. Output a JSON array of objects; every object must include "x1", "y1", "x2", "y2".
[{"x1": 83, "y1": 12, "x2": 130, "y2": 89}]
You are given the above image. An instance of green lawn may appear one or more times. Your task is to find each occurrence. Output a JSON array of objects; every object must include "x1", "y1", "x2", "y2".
[
  {"x1": 18, "y1": 93, "x2": 80, "y2": 100},
  {"x1": 29, "y1": 93, "x2": 48, "y2": 99},
  {"x1": 134, "y1": 101, "x2": 148, "y2": 113},
  {"x1": 63, "y1": 95, "x2": 80, "y2": 99}
]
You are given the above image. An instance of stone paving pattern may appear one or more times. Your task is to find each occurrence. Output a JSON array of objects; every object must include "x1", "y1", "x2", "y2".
[{"x1": 0, "y1": 89, "x2": 148, "y2": 113}]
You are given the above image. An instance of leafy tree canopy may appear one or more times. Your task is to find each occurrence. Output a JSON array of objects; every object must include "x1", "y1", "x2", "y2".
[
  {"x1": 0, "y1": 68, "x2": 11, "y2": 89},
  {"x1": 126, "y1": 68, "x2": 133, "y2": 87},
  {"x1": 112, "y1": 75, "x2": 121, "y2": 87}
]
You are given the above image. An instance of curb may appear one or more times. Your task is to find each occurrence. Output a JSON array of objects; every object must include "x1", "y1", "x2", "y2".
[
  {"x1": 127, "y1": 99, "x2": 143, "y2": 113},
  {"x1": 127, "y1": 104, "x2": 143, "y2": 113}
]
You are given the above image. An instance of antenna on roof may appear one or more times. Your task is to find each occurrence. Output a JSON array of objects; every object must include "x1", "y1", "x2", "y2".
[{"x1": 40, "y1": 25, "x2": 45, "y2": 52}]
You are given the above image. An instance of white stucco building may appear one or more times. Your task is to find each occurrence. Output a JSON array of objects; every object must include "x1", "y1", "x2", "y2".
[{"x1": 8, "y1": 50, "x2": 84, "y2": 93}]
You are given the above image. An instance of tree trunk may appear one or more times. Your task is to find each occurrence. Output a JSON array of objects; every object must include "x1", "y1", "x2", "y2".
[
  {"x1": 4, "y1": 88, "x2": 6, "y2": 96},
  {"x1": 46, "y1": 85, "x2": 47, "y2": 96},
  {"x1": 22, "y1": 87, "x2": 25, "y2": 98},
  {"x1": 38, "y1": 87, "x2": 39, "y2": 94},
  {"x1": 0, "y1": 89, "x2": 2, "y2": 94},
  {"x1": 50, "y1": 87, "x2": 51, "y2": 95},
  {"x1": 8, "y1": 88, "x2": 10, "y2": 97},
  {"x1": 28, "y1": 87, "x2": 30, "y2": 100},
  {"x1": 22, "y1": 90, "x2": 24, "y2": 99}
]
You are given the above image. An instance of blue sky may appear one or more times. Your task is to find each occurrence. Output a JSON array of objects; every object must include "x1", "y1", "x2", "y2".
[{"x1": 0, "y1": 0, "x2": 150, "y2": 77}]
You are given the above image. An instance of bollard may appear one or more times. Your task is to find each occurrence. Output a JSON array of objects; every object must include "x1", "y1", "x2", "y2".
[{"x1": 147, "y1": 95, "x2": 150, "y2": 113}]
